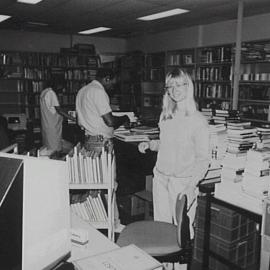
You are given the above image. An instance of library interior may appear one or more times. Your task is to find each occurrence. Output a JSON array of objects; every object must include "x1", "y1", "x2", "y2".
[{"x1": 1, "y1": 0, "x2": 270, "y2": 269}]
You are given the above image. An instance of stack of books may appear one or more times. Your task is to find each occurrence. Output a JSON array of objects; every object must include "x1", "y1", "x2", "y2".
[
  {"x1": 209, "y1": 123, "x2": 227, "y2": 163},
  {"x1": 201, "y1": 107, "x2": 213, "y2": 122},
  {"x1": 130, "y1": 125, "x2": 159, "y2": 134},
  {"x1": 219, "y1": 121, "x2": 259, "y2": 183},
  {"x1": 114, "y1": 131, "x2": 150, "y2": 142},
  {"x1": 226, "y1": 121, "x2": 259, "y2": 153},
  {"x1": 212, "y1": 109, "x2": 229, "y2": 125},
  {"x1": 199, "y1": 165, "x2": 222, "y2": 185},
  {"x1": 241, "y1": 148, "x2": 270, "y2": 199},
  {"x1": 257, "y1": 126, "x2": 270, "y2": 148},
  {"x1": 212, "y1": 109, "x2": 240, "y2": 125}
]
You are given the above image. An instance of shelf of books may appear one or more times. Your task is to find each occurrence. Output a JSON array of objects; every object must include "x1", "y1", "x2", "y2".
[
  {"x1": 0, "y1": 49, "x2": 99, "y2": 119},
  {"x1": 238, "y1": 40, "x2": 270, "y2": 123},
  {"x1": 66, "y1": 143, "x2": 115, "y2": 241},
  {"x1": 195, "y1": 44, "x2": 233, "y2": 110},
  {"x1": 166, "y1": 48, "x2": 196, "y2": 79}
]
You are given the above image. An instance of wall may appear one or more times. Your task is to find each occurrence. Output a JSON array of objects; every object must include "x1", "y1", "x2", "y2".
[
  {"x1": 126, "y1": 12, "x2": 270, "y2": 53},
  {"x1": 0, "y1": 29, "x2": 127, "y2": 54}
]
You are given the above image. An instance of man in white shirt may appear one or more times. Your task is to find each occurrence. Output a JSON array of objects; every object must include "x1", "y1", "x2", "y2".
[
  {"x1": 40, "y1": 80, "x2": 75, "y2": 153},
  {"x1": 76, "y1": 68, "x2": 130, "y2": 151}
]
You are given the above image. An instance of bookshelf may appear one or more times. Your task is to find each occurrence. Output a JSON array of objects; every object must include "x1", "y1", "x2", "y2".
[
  {"x1": 0, "y1": 50, "x2": 99, "y2": 120},
  {"x1": 67, "y1": 144, "x2": 115, "y2": 241},
  {"x1": 0, "y1": 49, "x2": 99, "y2": 149},
  {"x1": 195, "y1": 44, "x2": 233, "y2": 110},
  {"x1": 119, "y1": 51, "x2": 144, "y2": 113},
  {"x1": 166, "y1": 48, "x2": 196, "y2": 79},
  {"x1": 237, "y1": 40, "x2": 270, "y2": 123},
  {"x1": 141, "y1": 52, "x2": 165, "y2": 123}
]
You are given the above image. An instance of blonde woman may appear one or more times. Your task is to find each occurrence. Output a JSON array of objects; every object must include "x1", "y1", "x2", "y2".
[{"x1": 138, "y1": 68, "x2": 210, "y2": 237}]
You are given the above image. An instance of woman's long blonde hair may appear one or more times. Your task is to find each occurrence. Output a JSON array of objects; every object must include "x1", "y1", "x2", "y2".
[{"x1": 161, "y1": 68, "x2": 197, "y2": 121}]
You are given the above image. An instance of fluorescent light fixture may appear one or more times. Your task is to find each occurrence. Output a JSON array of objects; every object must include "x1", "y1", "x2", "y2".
[
  {"x1": 28, "y1": 21, "x2": 48, "y2": 26},
  {"x1": 17, "y1": 0, "x2": 43, "y2": 4},
  {"x1": 137, "y1": 8, "x2": 189, "y2": 21},
  {"x1": 78, "y1": 27, "x2": 111, "y2": 35},
  {"x1": 0, "y1": 15, "x2": 11, "y2": 23}
]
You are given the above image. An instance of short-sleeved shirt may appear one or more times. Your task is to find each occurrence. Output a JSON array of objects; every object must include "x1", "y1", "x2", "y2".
[
  {"x1": 76, "y1": 80, "x2": 113, "y2": 138},
  {"x1": 40, "y1": 88, "x2": 63, "y2": 151}
]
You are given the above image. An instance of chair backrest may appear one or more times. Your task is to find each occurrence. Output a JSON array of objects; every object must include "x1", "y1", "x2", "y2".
[{"x1": 175, "y1": 193, "x2": 190, "y2": 248}]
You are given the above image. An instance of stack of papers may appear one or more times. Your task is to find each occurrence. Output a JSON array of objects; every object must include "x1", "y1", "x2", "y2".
[{"x1": 130, "y1": 126, "x2": 159, "y2": 134}]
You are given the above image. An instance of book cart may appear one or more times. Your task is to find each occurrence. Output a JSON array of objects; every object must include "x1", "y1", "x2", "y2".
[{"x1": 66, "y1": 143, "x2": 115, "y2": 241}]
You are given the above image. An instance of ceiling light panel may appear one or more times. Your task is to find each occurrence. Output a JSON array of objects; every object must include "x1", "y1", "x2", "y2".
[
  {"x1": 78, "y1": 27, "x2": 111, "y2": 35},
  {"x1": 17, "y1": 0, "x2": 43, "y2": 4},
  {"x1": 137, "y1": 8, "x2": 189, "y2": 21},
  {"x1": 0, "y1": 15, "x2": 11, "y2": 23}
]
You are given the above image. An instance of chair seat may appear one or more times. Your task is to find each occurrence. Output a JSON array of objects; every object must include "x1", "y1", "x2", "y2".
[{"x1": 116, "y1": 220, "x2": 181, "y2": 257}]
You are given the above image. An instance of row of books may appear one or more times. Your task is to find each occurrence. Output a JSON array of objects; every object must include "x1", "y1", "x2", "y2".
[
  {"x1": 197, "y1": 66, "x2": 231, "y2": 81},
  {"x1": 198, "y1": 46, "x2": 232, "y2": 63},
  {"x1": 71, "y1": 192, "x2": 108, "y2": 222},
  {"x1": 0, "y1": 51, "x2": 99, "y2": 67},
  {"x1": 196, "y1": 83, "x2": 231, "y2": 99},
  {"x1": 66, "y1": 144, "x2": 115, "y2": 184},
  {"x1": 167, "y1": 53, "x2": 194, "y2": 66},
  {"x1": 64, "y1": 69, "x2": 96, "y2": 81}
]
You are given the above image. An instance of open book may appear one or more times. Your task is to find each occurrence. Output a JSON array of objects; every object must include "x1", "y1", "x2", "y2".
[{"x1": 73, "y1": 244, "x2": 162, "y2": 270}]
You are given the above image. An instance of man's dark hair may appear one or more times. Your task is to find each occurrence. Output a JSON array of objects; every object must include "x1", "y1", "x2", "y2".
[{"x1": 96, "y1": 68, "x2": 115, "y2": 80}]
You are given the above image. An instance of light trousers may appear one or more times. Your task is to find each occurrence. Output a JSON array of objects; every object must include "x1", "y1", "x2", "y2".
[{"x1": 152, "y1": 167, "x2": 197, "y2": 238}]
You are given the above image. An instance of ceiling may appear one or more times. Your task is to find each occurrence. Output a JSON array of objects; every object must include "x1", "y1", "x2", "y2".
[{"x1": 0, "y1": 0, "x2": 270, "y2": 39}]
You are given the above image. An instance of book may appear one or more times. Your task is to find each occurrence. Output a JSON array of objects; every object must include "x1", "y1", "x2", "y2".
[{"x1": 73, "y1": 244, "x2": 163, "y2": 270}]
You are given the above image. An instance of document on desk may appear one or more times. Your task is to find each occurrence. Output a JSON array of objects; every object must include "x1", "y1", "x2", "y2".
[{"x1": 73, "y1": 244, "x2": 162, "y2": 270}]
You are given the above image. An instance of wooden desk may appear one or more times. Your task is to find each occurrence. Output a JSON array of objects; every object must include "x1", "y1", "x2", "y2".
[{"x1": 200, "y1": 182, "x2": 262, "y2": 270}]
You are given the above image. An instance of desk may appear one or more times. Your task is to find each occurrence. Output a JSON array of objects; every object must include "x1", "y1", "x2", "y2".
[
  {"x1": 70, "y1": 212, "x2": 118, "y2": 262},
  {"x1": 114, "y1": 138, "x2": 156, "y2": 195},
  {"x1": 200, "y1": 182, "x2": 262, "y2": 270}
]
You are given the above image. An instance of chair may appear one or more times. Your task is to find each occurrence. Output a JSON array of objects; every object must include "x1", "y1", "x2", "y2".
[{"x1": 116, "y1": 193, "x2": 192, "y2": 268}]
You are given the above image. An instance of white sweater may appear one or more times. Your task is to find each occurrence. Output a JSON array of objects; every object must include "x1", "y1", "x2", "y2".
[{"x1": 155, "y1": 110, "x2": 210, "y2": 184}]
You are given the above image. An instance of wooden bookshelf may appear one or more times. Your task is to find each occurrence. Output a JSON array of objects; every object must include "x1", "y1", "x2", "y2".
[{"x1": 0, "y1": 50, "x2": 99, "y2": 120}]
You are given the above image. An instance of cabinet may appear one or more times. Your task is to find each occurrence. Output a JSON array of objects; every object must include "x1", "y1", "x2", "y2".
[
  {"x1": 67, "y1": 144, "x2": 115, "y2": 241},
  {"x1": 238, "y1": 40, "x2": 270, "y2": 123}
]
